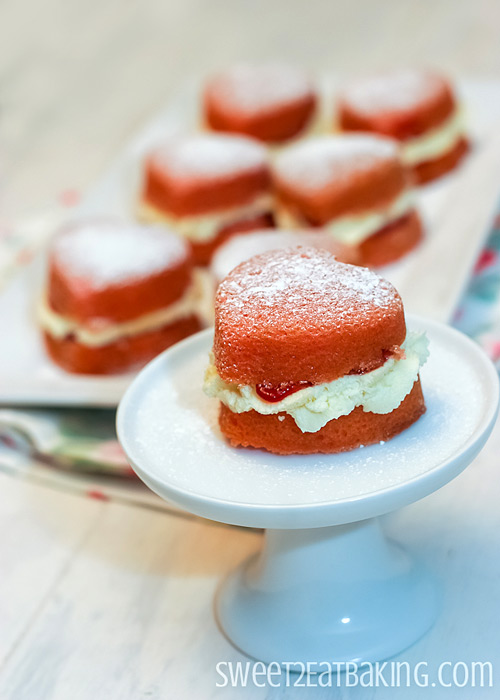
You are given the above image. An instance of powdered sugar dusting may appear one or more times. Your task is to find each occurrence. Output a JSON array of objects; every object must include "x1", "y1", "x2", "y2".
[
  {"x1": 275, "y1": 135, "x2": 399, "y2": 191},
  {"x1": 217, "y1": 246, "x2": 399, "y2": 330},
  {"x1": 340, "y1": 70, "x2": 446, "y2": 116},
  {"x1": 53, "y1": 221, "x2": 188, "y2": 289},
  {"x1": 207, "y1": 63, "x2": 314, "y2": 114},
  {"x1": 212, "y1": 229, "x2": 355, "y2": 281},
  {"x1": 150, "y1": 134, "x2": 267, "y2": 180}
]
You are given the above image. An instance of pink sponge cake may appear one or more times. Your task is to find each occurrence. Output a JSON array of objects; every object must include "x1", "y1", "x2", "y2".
[
  {"x1": 273, "y1": 135, "x2": 423, "y2": 267},
  {"x1": 203, "y1": 63, "x2": 317, "y2": 144},
  {"x1": 337, "y1": 70, "x2": 468, "y2": 184},
  {"x1": 139, "y1": 133, "x2": 274, "y2": 266},
  {"x1": 204, "y1": 247, "x2": 428, "y2": 455},
  {"x1": 39, "y1": 220, "x2": 202, "y2": 374}
]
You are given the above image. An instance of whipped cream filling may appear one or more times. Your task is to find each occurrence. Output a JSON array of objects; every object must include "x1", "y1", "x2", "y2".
[
  {"x1": 203, "y1": 332, "x2": 429, "y2": 433},
  {"x1": 39, "y1": 278, "x2": 201, "y2": 348},
  {"x1": 139, "y1": 193, "x2": 273, "y2": 243},
  {"x1": 400, "y1": 109, "x2": 465, "y2": 166},
  {"x1": 277, "y1": 188, "x2": 414, "y2": 246}
]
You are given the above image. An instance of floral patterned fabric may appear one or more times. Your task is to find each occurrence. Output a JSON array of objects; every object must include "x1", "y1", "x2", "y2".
[{"x1": 453, "y1": 208, "x2": 500, "y2": 370}]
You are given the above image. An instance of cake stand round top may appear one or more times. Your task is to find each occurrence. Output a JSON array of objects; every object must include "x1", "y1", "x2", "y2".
[{"x1": 117, "y1": 315, "x2": 499, "y2": 530}]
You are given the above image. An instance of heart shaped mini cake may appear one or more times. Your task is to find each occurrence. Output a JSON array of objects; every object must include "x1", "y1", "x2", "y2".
[
  {"x1": 204, "y1": 246, "x2": 428, "y2": 454},
  {"x1": 273, "y1": 134, "x2": 423, "y2": 267},
  {"x1": 40, "y1": 220, "x2": 202, "y2": 374}
]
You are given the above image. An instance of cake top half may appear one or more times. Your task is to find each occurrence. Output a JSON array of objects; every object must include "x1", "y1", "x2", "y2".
[{"x1": 214, "y1": 246, "x2": 406, "y2": 385}]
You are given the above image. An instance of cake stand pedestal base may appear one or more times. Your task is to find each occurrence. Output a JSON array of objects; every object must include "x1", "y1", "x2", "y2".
[{"x1": 216, "y1": 517, "x2": 439, "y2": 666}]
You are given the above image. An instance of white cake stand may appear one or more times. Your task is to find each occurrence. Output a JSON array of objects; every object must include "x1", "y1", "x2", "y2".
[{"x1": 117, "y1": 315, "x2": 499, "y2": 666}]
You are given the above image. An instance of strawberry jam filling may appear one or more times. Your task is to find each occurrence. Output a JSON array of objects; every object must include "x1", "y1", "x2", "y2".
[
  {"x1": 256, "y1": 380, "x2": 313, "y2": 403},
  {"x1": 347, "y1": 348, "x2": 401, "y2": 375},
  {"x1": 255, "y1": 347, "x2": 405, "y2": 402}
]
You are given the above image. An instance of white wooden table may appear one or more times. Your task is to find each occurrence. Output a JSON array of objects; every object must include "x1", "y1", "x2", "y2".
[
  {"x1": 1, "y1": 0, "x2": 500, "y2": 696},
  {"x1": 1, "y1": 424, "x2": 500, "y2": 698}
]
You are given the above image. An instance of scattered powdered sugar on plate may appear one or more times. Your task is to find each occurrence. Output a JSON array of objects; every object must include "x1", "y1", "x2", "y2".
[
  {"x1": 150, "y1": 133, "x2": 267, "y2": 180},
  {"x1": 207, "y1": 63, "x2": 314, "y2": 114},
  {"x1": 217, "y1": 246, "x2": 400, "y2": 329},
  {"x1": 275, "y1": 135, "x2": 399, "y2": 191},
  {"x1": 53, "y1": 220, "x2": 188, "y2": 289},
  {"x1": 340, "y1": 70, "x2": 446, "y2": 116}
]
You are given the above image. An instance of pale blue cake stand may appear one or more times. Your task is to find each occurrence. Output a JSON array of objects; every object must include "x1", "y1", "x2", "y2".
[{"x1": 117, "y1": 316, "x2": 499, "y2": 667}]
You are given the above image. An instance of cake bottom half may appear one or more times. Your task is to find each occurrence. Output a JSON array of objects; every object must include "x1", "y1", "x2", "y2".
[
  {"x1": 358, "y1": 210, "x2": 423, "y2": 268},
  {"x1": 218, "y1": 378, "x2": 426, "y2": 455},
  {"x1": 412, "y1": 137, "x2": 469, "y2": 185},
  {"x1": 44, "y1": 314, "x2": 201, "y2": 375},
  {"x1": 189, "y1": 212, "x2": 274, "y2": 266}
]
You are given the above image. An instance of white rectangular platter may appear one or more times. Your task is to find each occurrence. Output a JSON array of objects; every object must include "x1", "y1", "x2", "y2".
[{"x1": 1, "y1": 78, "x2": 500, "y2": 407}]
